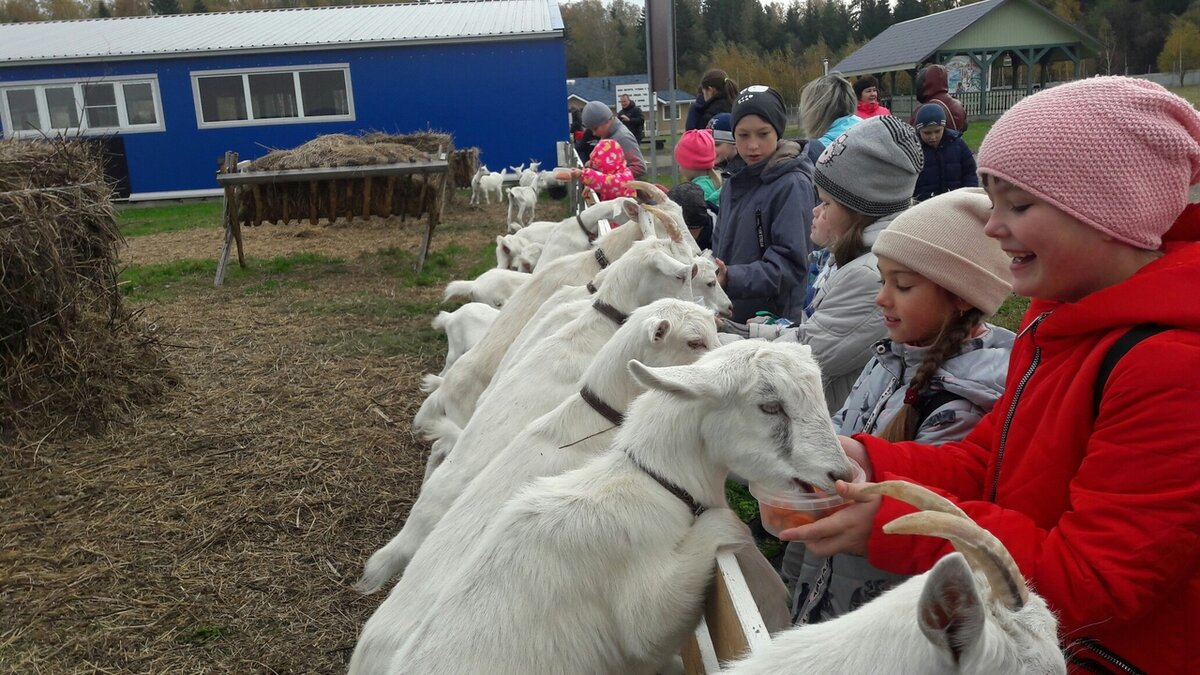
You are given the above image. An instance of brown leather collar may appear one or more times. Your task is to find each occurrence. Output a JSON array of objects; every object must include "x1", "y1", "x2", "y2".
[
  {"x1": 626, "y1": 453, "x2": 707, "y2": 517},
  {"x1": 592, "y1": 300, "x2": 627, "y2": 325},
  {"x1": 580, "y1": 386, "x2": 623, "y2": 426},
  {"x1": 577, "y1": 213, "x2": 597, "y2": 242}
]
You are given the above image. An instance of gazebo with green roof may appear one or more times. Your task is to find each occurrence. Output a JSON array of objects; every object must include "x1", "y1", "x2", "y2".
[{"x1": 832, "y1": 0, "x2": 1101, "y2": 119}]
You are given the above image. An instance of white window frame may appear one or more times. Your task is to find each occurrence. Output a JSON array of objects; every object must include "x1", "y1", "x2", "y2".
[
  {"x1": 0, "y1": 75, "x2": 165, "y2": 139},
  {"x1": 661, "y1": 102, "x2": 683, "y2": 121},
  {"x1": 190, "y1": 64, "x2": 355, "y2": 129}
]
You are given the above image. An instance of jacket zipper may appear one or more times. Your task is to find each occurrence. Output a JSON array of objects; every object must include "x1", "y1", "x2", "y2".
[
  {"x1": 989, "y1": 311, "x2": 1051, "y2": 502},
  {"x1": 1063, "y1": 638, "x2": 1145, "y2": 675}
]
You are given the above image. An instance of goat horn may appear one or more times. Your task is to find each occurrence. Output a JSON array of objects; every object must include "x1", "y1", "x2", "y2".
[
  {"x1": 626, "y1": 180, "x2": 668, "y2": 205},
  {"x1": 884, "y1": 511, "x2": 1029, "y2": 611},
  {"x1": 861, "y1": 481, "x2": 970, "y2": 520},
  {"x1": 641, "y1": 204, "x2": 682, "y2": 243}
]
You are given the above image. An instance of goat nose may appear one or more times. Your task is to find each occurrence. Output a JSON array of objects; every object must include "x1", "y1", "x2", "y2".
[{"x1": 828, "y1": 468, "x2": 853, "y2": 484}]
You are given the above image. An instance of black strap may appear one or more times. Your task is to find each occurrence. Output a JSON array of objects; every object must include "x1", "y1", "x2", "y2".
[
  {"x1": 586, "y1": 281, "x2": 598, "y2": 295},
  {"x1": 1092, "y1": 324, "x2": 1171, "y2": 418},
  {"x1": 915, "y1": 389, "x2": 965, "y2": 429},
  {"x1": 625, "y1": 453, "x2": 707, "y2": 517},
  {"x1": 580, "y1": 387, "x2": 623, "y2": 426},
  {"x1": 594, "y1": 246, "x2": 610, "y2": 269},
  {"x1": 577, "y1": 213, "x2": 597, "y2": 242},
  {"x1": 592, "y1": 301, "x2": 627, "y2": 326}
]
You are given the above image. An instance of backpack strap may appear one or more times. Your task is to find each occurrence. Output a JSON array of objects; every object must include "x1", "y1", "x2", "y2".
[
  {"x1": 915, "y1": 389, "x2": 965, "y2": 429},
  {"x1": 1092, "y1": 323, "x2": 1172, "y2": 418}
]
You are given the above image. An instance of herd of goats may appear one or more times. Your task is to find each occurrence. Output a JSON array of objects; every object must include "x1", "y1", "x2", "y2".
[{"x1": 343, "y1": 180, "x2": 1067, "y2": 674}]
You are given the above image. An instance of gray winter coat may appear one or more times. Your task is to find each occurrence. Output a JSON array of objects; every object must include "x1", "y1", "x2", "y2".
[
  {"x1": 785, "y1": 325, "x2": 1015, "y2": 624},
  {"x1": 603, "y1": 118, "x2": 645, "y2": 178},
  {"x1": 713, "y1": 140, "x2": 816, "y2": 323}
]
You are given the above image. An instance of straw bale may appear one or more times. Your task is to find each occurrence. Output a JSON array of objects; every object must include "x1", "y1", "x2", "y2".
[{"x1": 0, "y1": 138, "x2": 172, "y2": 442}]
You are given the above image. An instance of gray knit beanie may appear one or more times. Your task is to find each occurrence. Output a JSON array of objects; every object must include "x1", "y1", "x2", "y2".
[
  {"x1": 582, "y1": 100, "x2": 613, "y2": 130},
  {"x1": 814, "y1": 115, "x2": 923, "y2": 217},
  {"x1": 872, "y1": 188, "x2": 1013, "y2": 315}
]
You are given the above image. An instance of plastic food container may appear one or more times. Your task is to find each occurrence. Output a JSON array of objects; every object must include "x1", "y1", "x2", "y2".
[{"x1": 749, "y1": 459, "x2": 866, "y2": 537}]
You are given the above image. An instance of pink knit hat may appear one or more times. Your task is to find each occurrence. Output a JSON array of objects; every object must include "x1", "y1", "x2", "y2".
[
  {"x1": 674, "y1": 129, "x2": 716, "y2": 171},
  {"x1": 977, "y1": 76, "x2": 1200, "y2": 250}
]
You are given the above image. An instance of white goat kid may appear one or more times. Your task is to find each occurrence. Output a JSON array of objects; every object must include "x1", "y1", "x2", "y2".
[
  {"x1": 385, "y1": 340, "x2": 853, "y2": 674},
  {"x1": 724, "y1": 481, "x2": 1065, "y2": 675},
  {"x1": 693, "y1": 250, "x2": 734, "y2": 318},
  {"x1": 477, "y1": 168, "x2": 505, "y2": 205},
  {"x1": 494, "y1": 233, "x2": 527, "y2": 271},
  {"x1": 430, "y1": 302, "x2": 500, "y2": 375},
  {"x1": 511, "y1": 241, "x2": 542, "y2": 274},
  {"x1": 468, "y1": 165, "x2": 489, "y2": 206},
  {"x1": 349, "y1": 300, "x2": 719, "y2": 671},
  {"x1": 441, "y1": 268, "x2": 530, "y2": 309},
  {"x1": 410, "y1": 198, "x2": 682, "y2": 436},
  {"x1": 392, "y1": 237, "x2": 698, "y2": 570},
  {"x1": 506, "y1": 185, "x2": 538, "y2": 226}
]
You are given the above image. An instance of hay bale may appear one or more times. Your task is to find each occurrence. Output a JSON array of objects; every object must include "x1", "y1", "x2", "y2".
[
  {"x1": 0, "y1": 139, "x2": 172, "y2": 442},
  {"x1": 449, "y1": 148, "x2": 480, "y2": 188}
]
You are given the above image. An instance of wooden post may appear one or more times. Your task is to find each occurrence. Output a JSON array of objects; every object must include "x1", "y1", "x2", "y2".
[
  {"x1": 382, "y1": 175, "x2": 396, "y2": 216},
  {"x1": 345, "y1": 179, "x2": 355, "y2": 222},
  {"x1": 362, "y1": 176, "x2": 373, "y2": 219},
  {"x1": 328, "y1": 180, "x2": 338, "y2": 225},
  {"x1": 214, "y1": 150, "x2": 242, "y2": 286},
  {"x1": 309, "y1": 181, "x2": 319, "y2": 225},
  {"x1": 414, "y1": 169, "x2": 447, "y2": 274},
  {"x1": 252, "y1": 184, "x2": 264, "y2": 226}
]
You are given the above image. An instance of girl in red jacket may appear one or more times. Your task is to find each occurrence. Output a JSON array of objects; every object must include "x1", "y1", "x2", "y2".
[{"x1": 780, "y1": 77, "x2": 1200, "y2": 674}]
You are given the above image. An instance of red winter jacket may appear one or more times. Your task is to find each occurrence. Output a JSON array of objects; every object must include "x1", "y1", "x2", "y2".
[{"x1": 859, "y1": 206, "x2": 1200, "y2": 674}]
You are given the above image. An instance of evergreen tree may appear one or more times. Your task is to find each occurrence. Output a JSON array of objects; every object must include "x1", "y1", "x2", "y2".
[
  {"x1": 191, "y1": 0, "x2": 207, "y2": 12},
  {"x1": 96, "y1": 1, "x2": 111, "y2": 16},
  {"x1": 893, "y1": 0, "x2": 926, "y2": 23},
  {"x1": 149, "y1": 0, "x2": 180, "y2": 14}
]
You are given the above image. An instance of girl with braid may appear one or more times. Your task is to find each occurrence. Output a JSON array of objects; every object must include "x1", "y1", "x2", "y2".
[{"x1": 789, "y1": 188, "x2": 1015, "y2": 624}]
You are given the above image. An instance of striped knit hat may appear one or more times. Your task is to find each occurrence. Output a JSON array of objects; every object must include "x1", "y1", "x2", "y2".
[
  {"x1": 814, "y1": 115, "x2": 923, "y2": 217},
  {"x1": 977, "y1": 76, "x2": 1200, "y2": 250}
]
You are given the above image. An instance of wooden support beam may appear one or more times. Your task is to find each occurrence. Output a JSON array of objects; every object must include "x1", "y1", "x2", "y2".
[
  {"x1": 383, "y1": 175, "x2": 395, "y2": 216},
  {"x1": 309, "y1": 181, "x2": 319, "y2": 225},
  {"x1": 328, "y1": 180, "x2": 338, "y2": 225},
  {"x1": 362, "y1": 176, "x2": 373, "y2": 219}
]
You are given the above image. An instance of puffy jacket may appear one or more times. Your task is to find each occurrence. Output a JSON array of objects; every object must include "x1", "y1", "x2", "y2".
[
  {"x1": 913, "y1": 129, "x2": 979, "y2": 201},
  {"x1": 601, "y1": 118, "x2": 645, "y2": 178},
  {"x1": 819, "y1": 114, "x2": 863, "y2": 148},
  {"x1": 909, "y1": 64, "x2": 968, "y2": 133},
  {"x1": 855, "y1": 101, "x2": 891, "y2": 119},
  {"x1": 860, "y1": 206, "x2": 1200, "y2": 675},
  {"x1": 712, "y1": 140, "x2": 815, "y2": 323},
  {"x1": 686, "y1": 92, "x2": 733, "y2": 131}
]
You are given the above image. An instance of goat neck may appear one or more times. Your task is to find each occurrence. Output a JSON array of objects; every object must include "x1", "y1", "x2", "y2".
[{"x1": 591, "y1": 207, "x2": 647, "y2": 261}]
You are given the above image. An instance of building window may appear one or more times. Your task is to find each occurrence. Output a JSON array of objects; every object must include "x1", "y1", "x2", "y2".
[
  {"x1": 661, "y1": 103, "x2": 683, "y2": 121},
  {"x1": 192, "y1": 65, "x2": 353, "y2": 128},
  {"x1": 0, "y1": 76, "x2": 163, "y2": 138}
]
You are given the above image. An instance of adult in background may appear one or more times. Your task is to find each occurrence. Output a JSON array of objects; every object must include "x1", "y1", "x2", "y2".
[
  {"x1": 853, "y1": 75, "x2": 891, "y2": 119},
  {"x1": 686, "y1": 69, "x2": 739, "y2": 131},
  {"x1": 799, "y1": 73, "x2": 863, "y2": 153},
  {"x1": 912, "y1": 103, "x2": 978, "y2": 202},
  {"x1": 580, "y1": 100, "x2": 646, "y2": 178},
  {"x1": 617, "y1": 94, "x2": 645, "y2": 143},
  {"x1": 707, "y1": 112, "x2": 738, "y2": 169},
  {"x1": 909, "y1": 63, "x2": 968, "y2": 133},
  {"x1": 712, "y1": 85, "x2": 815, "y2": 323}
]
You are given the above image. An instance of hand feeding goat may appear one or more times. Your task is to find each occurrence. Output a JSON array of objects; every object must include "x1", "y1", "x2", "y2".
[
  {"x1": 430, "y1": 302, "x2": 500, "y2": 375},
  {"x1": 477, "y1": 168, "x2": 505, "y2": 205},
  {"x1": 441, "y1": 268, "x2": 530, "y2": 309},
  {"x1": 506, "y1": 185, "x2": 538, "y2": 227},
  {"x1": 349, "y1": 299, "x2": 719, "y2": 670},
  {"x1": 380, "y1": 340, "x2": 853, "y2": 674},
  {"x1": 724, "y1": 481, "x2": 1065, "y2": 675},
  {"x1": 411, "y1": 197, "x2": 689, "y2": 436},
  {"x1": 392, "y1": 237, "x2": 699, "y2": 567}
]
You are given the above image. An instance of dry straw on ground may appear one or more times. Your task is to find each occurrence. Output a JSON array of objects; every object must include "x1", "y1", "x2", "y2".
[{"x1": 0, "y1": 138, "x2": 172, "y2": 442}]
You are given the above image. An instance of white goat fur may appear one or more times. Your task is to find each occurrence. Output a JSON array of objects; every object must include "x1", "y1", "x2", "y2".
[
  {"x1": 430, "y1": 302, "x2": 499, "y2": 375},
  {"x1": 349, "y1": 300, "x2": 719, "y2": 670},
  {"x1": 411, "y1": 199, "x2": 678, "y2": 435},
  {"x1": 468, "y1": 165, "x2": 488, "y2": 206},
  {"x1": 389, "y1": 238, "x2": 698, "y2": 571},
  {"x1": 506, "y1": 185, "x2": 537, "y2": 226},
  {"x1": 380, "y1": 340, "x2": 853, "y2": 674},
  {"x1": 441, "y1": 268, "x2": 530, "y2": 309},
  {"x1": 476, "y1": 168, "x2": 505, "y2": 205}
]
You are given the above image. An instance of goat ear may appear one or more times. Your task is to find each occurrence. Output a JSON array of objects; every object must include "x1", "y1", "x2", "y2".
[
  {"x1": 917, "y1": 553, "x2": 986, "y2": 666},
  {"x1": 649, "y1": 318, "x2": 672, "y2": 343},
  {"x1": 690, "y1": 263, "x2": 699, "y2": 279},
  {"x1": 628, "y1": 360, "x2": 715, "y2": 400}
]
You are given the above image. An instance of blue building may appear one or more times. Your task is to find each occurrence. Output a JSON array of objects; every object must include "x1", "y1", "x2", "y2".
[{"x1": 0, "y1": 0, "x2": 566, "y2": 200}]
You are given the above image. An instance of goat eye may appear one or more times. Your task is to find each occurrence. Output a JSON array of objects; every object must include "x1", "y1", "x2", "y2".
[
  {"x1": 707, "y1": 281, "x2": 716, "y2": 288},
  {"x1": 686, "y1": 340, "x2": 707, "y2": 351},
  {"x1": 759, "y1": 402, "x2": 782, "y2": 415}
]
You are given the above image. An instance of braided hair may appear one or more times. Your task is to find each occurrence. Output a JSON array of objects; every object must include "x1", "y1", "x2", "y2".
[{"x1": 876, "y1": 306, "x2": 984, "y2": 442}]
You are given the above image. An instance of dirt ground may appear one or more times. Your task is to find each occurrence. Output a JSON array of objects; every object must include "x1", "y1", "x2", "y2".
[{"x1": 1, "y1": 196, "x2": 561, "y2": 672}]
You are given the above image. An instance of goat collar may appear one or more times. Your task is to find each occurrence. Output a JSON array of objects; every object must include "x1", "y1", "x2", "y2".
[
  {"x1": 580, "y1": 387, "x2": 624, "y2": 426},
  {"x1": 592, "y1": 300, "x2": 627, "y2": 326},
  {"x1": 594, "y1": 246, "x2": 610, "y2": 269},
  {"x1": 626, "y1": 453, "x2": 708, "y2": 517},
  {"x1": 586, "y1": 281, "x2": 598, "y2": 295},
  {"x1": 577, "y1": 213, "x2": 598, "y2": 242}
]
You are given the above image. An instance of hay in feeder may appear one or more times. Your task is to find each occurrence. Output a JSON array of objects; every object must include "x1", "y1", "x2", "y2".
[{"x1": 0, "y1": 139, "x2": 173, "y2": 442}]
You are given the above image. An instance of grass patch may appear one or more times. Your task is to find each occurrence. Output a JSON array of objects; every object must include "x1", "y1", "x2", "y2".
[
  {"x1": 175, "y1": 624, "x2": 226, "y2": 645},
  {"x1": 117, "y1": 201, "x2": 224, "y2": 237},
  {"x1": 120, "y1": 253, "x2": 344, "y2": 303},
  {"x1": 1169, "y1": 85, "x2": 1200, "y2": 107},
  {"x1": 365, "y1": 243, "x2": 494, "y2": 289},
  {"x1": 960, "y1": 119, "x2": 993, "y2": 153},
  {"x1": 992, "y1": 294, "x2": 1032, "y2": 333}
]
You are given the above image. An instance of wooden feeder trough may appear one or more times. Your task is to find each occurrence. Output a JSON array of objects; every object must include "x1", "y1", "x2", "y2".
[
  {"x1": 681, "y1": 551, "x2": 773, "y2": 673},
  {"x1": 212, "y1": 148, "x2": 451, "y2": 286}
]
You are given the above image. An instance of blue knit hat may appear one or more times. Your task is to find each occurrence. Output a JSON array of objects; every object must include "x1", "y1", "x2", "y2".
[
  {"x1": 707, "y1": 113, "x2": 734, "y2": 144},
  {"x1": 914, "y1": 103, "x2": 947, "y2": 129}
]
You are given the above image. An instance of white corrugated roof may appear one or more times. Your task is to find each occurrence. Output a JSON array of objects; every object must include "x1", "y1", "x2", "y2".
[{"x1": 0, "y1": 0, "x2": 564, "y2": 66}]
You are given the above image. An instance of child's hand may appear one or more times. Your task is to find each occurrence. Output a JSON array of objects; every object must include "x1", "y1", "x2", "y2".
[
  {"x1": 839, "y1": 435, "x2": 872, "y2": 480},
  {"x1": 777, "y1": 481, "x2": 882, "y2": 557}
]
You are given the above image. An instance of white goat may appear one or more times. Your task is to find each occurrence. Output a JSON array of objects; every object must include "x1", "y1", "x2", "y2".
[
  {"x1": 518, "y1": 167, "x2": 540, "y2": 191},
  {"x1": 430, "y1": 302, "x2": 499, "y2": 375},
  {"x1": 477, "y1": 168, "x2": 505, "y2": 205},
  {"x1": 494, "y1": 233, "x2": 527, "y2": 271},
  {"x1": 512, "y1": 241, "x2": 542, "y2": 274},
  {"x1": 441, "y1": 268, "x2": 530, "y2": 309},
  {"x1": 396, "y1": 238, "x2": 698, "y2": 565},
  {"x1": 468, "y1": 165, "x2": 489, "y2": 206},
  {"x1": 350, "y1": 300, "x2": 720, "y2": 671},
  {"x1": 724, "y1": 481, "x2": 1065, "y2": 675},
  {"x1": 379, "y1": 340, "x2": 853, "y2": 674},
  {"x1": 411, "y1": 201, "x2": 687, "y2": 437},
  {"x1": 506, "y1": 185, "x2": 538, "y2": 226}
]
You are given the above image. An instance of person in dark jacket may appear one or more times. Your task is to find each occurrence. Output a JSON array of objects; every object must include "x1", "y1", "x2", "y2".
[
  {"x1": 911, "y1": 103, "x2": 978, "y2": 201},
  {"x1": 617, "y1": 94, "x2": 645, "y2": 142},
  {"x1": 712, "y1": 85, "x2": 814, "y2": 323},
  {"x1": 685, "y1": 69, "x2": 739, "y2": 131},
  {"x1": 908, "y1": 64, "x2": 968, "y2": 133}
]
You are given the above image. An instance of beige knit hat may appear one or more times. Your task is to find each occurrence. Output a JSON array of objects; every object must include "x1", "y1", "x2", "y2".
[{"x1": 872, "y1": 188, "x2": 1013, "y2": 315}]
